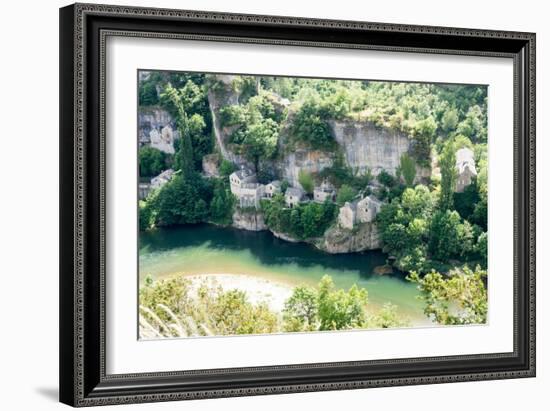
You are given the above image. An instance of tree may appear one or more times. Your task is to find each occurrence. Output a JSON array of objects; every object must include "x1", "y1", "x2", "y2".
[
  {"x1": 209, "y1": 179, "x2": 235, "y2": 225},
  {"x1": 186, "y1": 113, "x2": 212, "y2": 169},
  {"x1": 148, "y1": 174, "x2": 211, "y2": 226},
  {"x1": 412, "y1": 116, "x2": 437, "y2": 164},
  {"x1": 457, "y1": 105, "x2": 487, "y2": 143},
  {"x1": 336, "y1": 184, "x2": 356, "y2": 205},
  {"x1": 407, "y1": 266, "x2": 487, "y2": 325},
  {"x1": 317, "y1": 276, "x2": 368, "y2": 331},
  {"x1": 298, "y1": 170, "x2": 314, "y2": 194},
  {"x1": 160, "y1": 84, "x2": 196, "y2": 177},
  {"x1": 291, "y1": 99, "x2": 334, "y2": 150},
  {"x1": 398, "y1": 153, "x2": 416, "y2": 187},
  {"x1": 282, "y1": 276, "x2": 370, "y2": 332},
  {"x1": 441, "y1": 107, "x2": 459, "y2": 133},
  {"x1": 428, "y1": 210, "x2": 474, "y2": 260},
  {"x1": 139, "y1": 81, "x2": 159, "y2": 106},
  {"x1": 377, "y1": 170, "x2": 396, "y2": 187},
  {"x1": 438, "y1": 140, "x2": 457, "y2": 210},
  {"x1": 367, "y1": 302, "x2": 409, "y2": 329},
  {"x1": 282, "y1": 286, "x2": 318, "y2": 332},
  {"x1": 241, "y1": 118, "x2": 279, "y2": 168},
  {"x1": 139, "y1": 146, "x2": 167, "y2": 177},
  {"x1": 219, "y1": 159, "x2": 236, "y2": 178}
]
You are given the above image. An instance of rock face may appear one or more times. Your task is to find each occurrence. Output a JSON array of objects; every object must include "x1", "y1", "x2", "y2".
[
  {"x1": 271, "y1": 230, "x2": 300, "y2": 243},
  {"x1": 232, "y1": 209, "x2": 267, "y2": 231},
  {"x1": 280, "y1": 149, "x2": 334, "y2": 188},
  {"x1": 315, "y1": 223, "x2": 381, "y2": 253},
  {"x1": 138, "y1": 107, "x2": 179, "y2": 153},
  {"x1": 330, "y1": 120, "x2": 411, "y2": 176},
  {"x1": 202, "y1": 154, "x2": 220, "y2": 177},
  {"x1": 207, "y1": 79, "x2": 254, "y2": 170}
]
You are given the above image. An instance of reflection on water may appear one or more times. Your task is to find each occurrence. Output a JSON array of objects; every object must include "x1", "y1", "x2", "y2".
[{"x1": 139, "y1": 224, "x2": 428, "y2": 323}]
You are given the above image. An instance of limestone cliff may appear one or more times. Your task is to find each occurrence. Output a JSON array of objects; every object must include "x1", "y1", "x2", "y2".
[
  {"x1": 207, "y1": 78, "x2": 254, "y2": 170},
  {"x1": 329, "y1": 120, "x2": 411, "y2": 176},
  {"x1": 232, "y1": 209, "x2": 267, "y2": 231},
  {"x1": 280, "y1": 149, "x2": 334, "y2": 187}
]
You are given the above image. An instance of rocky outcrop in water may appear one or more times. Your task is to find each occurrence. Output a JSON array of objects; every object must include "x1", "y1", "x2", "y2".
[
  {"x1": 314, "y1": 222, "x2": 381, "y2": 253},
  {"x1": 232, "y1": 209, "x2": 267, "y2": 231}
]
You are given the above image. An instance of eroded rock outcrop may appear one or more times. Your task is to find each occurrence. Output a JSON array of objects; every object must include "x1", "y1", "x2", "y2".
[
  {"x1": 232, "y1": 209, "x2": 267, "y2": 231},
  {"x1": 314, "y1": 222, "x2": 381, "y2": 254}
]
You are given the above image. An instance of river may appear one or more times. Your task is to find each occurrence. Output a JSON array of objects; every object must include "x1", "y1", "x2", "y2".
[{"x1": 139, "y1": 224, "x2": 430, "y2": 325}]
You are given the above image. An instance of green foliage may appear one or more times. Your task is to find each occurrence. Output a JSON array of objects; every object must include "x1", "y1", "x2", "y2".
[
  {"x1": 261, "y1": 195, "x2": 336, "y2": 240},
  {"x1": 146, "y1": 174, "x2": 212, "y2": 226},
  {"x1": 453, "y1": 182, "x2": 480, "y2": 221},
  {"x1": 140, "y1": 274, "x2": 408, "y2": 338},
  {"x1": 160, "y1": 84, "x2": 196, "y2": 177},
  {"x1": 366, "y1": 302, "x2": 409, "y2": 329},
  {"x1": 231, "y1": 76, "x2": 258, "y2": 103},
  {"x1": 441, "y1": 108, "x2": 459, "y2": 133},
  {"x1": 282, "y1": 286, "x2": 319, "y2": 332},
  {"x1": 398, "y1": 153, "x2": 416, "y2": 187},
  {"x1": 291, "y1": 98, "x2": 335, "y2": 150},
  {"x1": 157, "y1": 80, "x2": 213, "y2": 175},
  {"x1": 439, "y1": 140, "x2": 458, "y2": 210},
  {"x1": 219, "y1": 159, "x2": 237, "y2": 178},
  {"x1": 429, "y1": 210, "x2": 474, "y2": 260},
  {"x1": 139, "y1": 276, "x2": 278, "y2": 337},
  {"x1": 223, "y1": 92, "x2": 281, "y2": 167},
  {"x1": 139, "y1": 81, "x2": 159, "y2": 106},
  {"x1": 209, "y1": 179, "x2": 235, "y2": 225},
  {"x1": 139, "y1": 146, "x2": 167, "y2": 177},
  {"x1": 298, "y1": 170, "x2": 314, "y2": 194},
  {"x1": 317, "y1": 276, "x2": 368, "y2": 330},
  {"x1": 187, "y1": 113, "x2": 213, "y2": 169},
  {"x1": 283, "y1": 275, "x2": 369, "y2": 332},
  {"x1": 336, "y1": 184, "x2": 357, "y2": 205},
  {"x1": 457, "y1": 105, "x2": 487, "y2": 142},
  {"x1": 139, "y1": 200, "x2": 154, "y2": 231},
  {"x1": 377, "y1": 170, "x2": 396, "y2": 188},
  {"x1": 407, "y1": 266, "x2": 487, "y2": 325}
]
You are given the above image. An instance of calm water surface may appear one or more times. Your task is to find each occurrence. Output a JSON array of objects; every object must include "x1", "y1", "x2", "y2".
[{"x1": 139, "y1": 224, "x2": 429, "y2": 324}]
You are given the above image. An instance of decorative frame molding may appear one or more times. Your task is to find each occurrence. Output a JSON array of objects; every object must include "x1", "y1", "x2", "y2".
[{"x1": 60, "y1": 3, "x2": 535, "y2": 407}]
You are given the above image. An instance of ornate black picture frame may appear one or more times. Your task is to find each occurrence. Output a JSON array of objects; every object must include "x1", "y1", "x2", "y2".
[{"x1": 59, "y1": 3, "x2": 535, "y2": 407}]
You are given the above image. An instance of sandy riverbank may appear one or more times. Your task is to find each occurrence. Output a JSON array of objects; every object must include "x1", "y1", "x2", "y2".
[{"x1": 185, "y1": 273, "x2": 294, "y2": 312}]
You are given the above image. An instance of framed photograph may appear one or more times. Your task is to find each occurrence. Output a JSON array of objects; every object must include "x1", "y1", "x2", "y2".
[{"x1": 59, "y1": 3, "x2": 536, "y2": 407}]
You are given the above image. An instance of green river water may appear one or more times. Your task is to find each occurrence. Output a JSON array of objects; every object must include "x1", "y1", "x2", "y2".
[{"x1": 139, "y1": 224, "x2": 430, "y2": 324}]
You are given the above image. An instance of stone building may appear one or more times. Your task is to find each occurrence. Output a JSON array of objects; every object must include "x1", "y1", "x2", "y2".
[
  {"x1": 313, "y1": 180, "x2": 336, "y2": 203},
  {"x1": 237, "y1": 183, "x2": 265, "y2": 209},
  {"x1": 265, "y1": 180, "x2": 282, "y2": 198},
  {"x1": 229, "y1": 168, "x2": 257, "y2": 196},
  {"x1": 138, "y1": 182, "x2": 151, "y2": 200},
  {"x1": 339, "y1": 195, "x2": 383, "y2": 229},
  {"x1": 356, "y1": 195, "x2": 383, "y2": 223},
  {"x1": 455, "y1": 148, "x2": 477, "y2": 193},
  {"x1": 151, "y1": 169, "x2": 175, "y2": 190},
  {"x1": 285, "y1": 187, "x2": 305, "y2": 208},
  {"x1": 338, "y1": 201, "x2": 357, "y2": 230}
]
